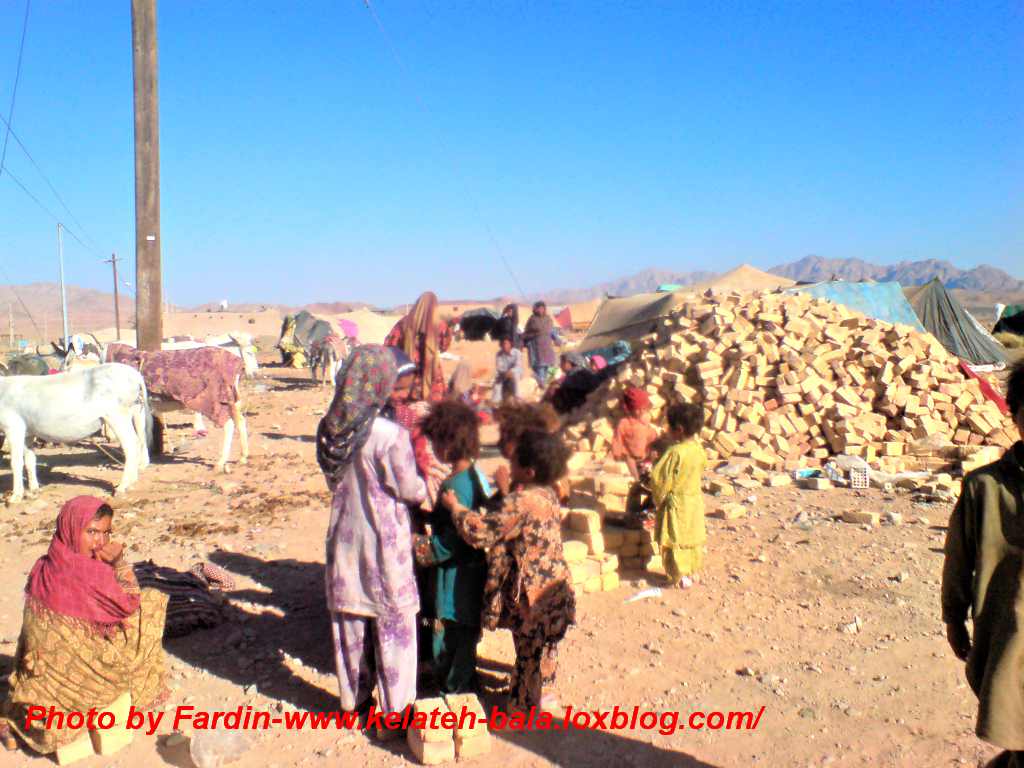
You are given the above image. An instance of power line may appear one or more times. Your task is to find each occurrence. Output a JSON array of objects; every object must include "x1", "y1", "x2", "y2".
[
  {"x1": 2, "y1": 167, "x2": 96, "y2": 255},
  {"x1": 0, "y1": 111, "x2": 100, "y2": 251},
  {"x1": 0, "y1": 0, "x2": 31, "y2": 178},
  {"x1": 362, "y1": 0, "x2": 528, "y2": 301}
]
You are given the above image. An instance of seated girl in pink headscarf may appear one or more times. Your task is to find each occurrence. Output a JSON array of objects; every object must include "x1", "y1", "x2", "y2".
[{"x1": 1, "y1": 496, "x2": 168, "y2": 761}]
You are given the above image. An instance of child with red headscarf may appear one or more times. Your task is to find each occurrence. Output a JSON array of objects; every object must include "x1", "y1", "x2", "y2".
[{"x1": 611, "y1": 386, "x2": 662, "y2": 530}]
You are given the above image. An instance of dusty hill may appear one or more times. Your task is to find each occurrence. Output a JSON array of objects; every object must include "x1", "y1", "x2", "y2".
[
  {"x1": 769, "y1": 255, "x2": 1024, "y2": 292},
  {"x1": 1, "y1": 282, "x2": 135, "y2": 343}
]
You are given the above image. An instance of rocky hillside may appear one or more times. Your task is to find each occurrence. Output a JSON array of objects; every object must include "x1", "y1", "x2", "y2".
[{"x1": 768, "y1": 256, "x2": 1024, "y2": 292}]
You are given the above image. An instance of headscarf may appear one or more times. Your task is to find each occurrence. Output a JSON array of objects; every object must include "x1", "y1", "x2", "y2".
[
  {"x1": 316, "y1": 345, "x2": 407, "y2": 488},
  {"x1": 25, "y1": 496, "x2": 140, "y2": 632},
  {"x1": 400, "y1": 292, "x2": 441, "y2": 401},
  {"x1": 590, "y1": 355, "x2": 607, "y2": 371},
  {"x1": 623, "y1": 385, "x2": 651, "y2": 416}
]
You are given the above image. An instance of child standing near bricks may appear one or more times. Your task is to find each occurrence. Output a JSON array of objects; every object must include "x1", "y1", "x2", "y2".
[
  {"x1": 942, "y1": 360, "x2": 1024, "y2": 767},
  {"x1": 613, "y1": 386, "x2": 661, "y2": 530},
  {"x1": 442, "y1": 430, "x2": 576, "y2": 712},
  {"x1": 651, "y1": 403, "x2": 707, "y2": 589}
]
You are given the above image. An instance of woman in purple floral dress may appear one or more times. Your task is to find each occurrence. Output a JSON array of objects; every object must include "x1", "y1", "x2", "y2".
[{"x1": 316, "y1": 346, "x2": 427, "y2": 723}]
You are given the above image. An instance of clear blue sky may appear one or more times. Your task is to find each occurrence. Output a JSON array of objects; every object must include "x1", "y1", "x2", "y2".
[{"x1": 0, "y1": 1, "x2": 1021, "y2": 307}]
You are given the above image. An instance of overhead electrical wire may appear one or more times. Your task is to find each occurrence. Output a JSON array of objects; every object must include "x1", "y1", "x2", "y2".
[
  {"x1": 362, "y1": 0, "x2": 528, "y2": 302},
  {"x1": 0, "y1": 0, "x2": 31, "y2": 178},
  {"x1": 0, "y1": 111, "x2": 100, "y2": 252}
]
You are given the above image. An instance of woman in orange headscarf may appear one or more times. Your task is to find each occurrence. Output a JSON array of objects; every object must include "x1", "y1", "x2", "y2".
[{"x1": 385, "y1": 292, "x2": 453, "y2": 404}]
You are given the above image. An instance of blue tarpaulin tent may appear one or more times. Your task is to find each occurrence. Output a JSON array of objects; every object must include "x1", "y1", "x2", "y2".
[{"x1": 787, "y1": 281, "x2": 925, "y2": 332}]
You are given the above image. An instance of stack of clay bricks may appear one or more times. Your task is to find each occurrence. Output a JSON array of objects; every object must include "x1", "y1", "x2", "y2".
[
  {"x1": 407, "y1": 694, "x2": 491, "y2": 765},
  {"x1": 562, "y1": 290, "x2": 1014, "y2": 483},
  {"x1": 563, "y1": 507, "x2": 664, "y2": 581}
]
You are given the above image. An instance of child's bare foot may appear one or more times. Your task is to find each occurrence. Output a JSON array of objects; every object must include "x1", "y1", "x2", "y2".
[{"x1": 678, "y1": 576, "x2": 694, "y2": 589}]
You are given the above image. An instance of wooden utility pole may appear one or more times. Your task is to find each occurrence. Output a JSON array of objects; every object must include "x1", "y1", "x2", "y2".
[
  {"x1": 106, "y1": 253, "x2": 122, "y2": 340},
  {"x1": 57, "y1": 223, "x2": 70, "y2": 346},
  {"x1": 131, "y1": 0, "x2": 162, "y2": 351}
]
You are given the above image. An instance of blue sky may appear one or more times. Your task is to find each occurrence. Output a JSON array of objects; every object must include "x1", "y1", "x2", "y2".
[{"x1": 0, "y1": 1, "x2": 1021, "y2": 307}]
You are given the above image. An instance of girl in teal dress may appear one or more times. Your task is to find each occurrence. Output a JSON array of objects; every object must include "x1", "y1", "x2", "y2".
[{"x1": 413, "y1": 400, "x2": 490, "y2": 693}]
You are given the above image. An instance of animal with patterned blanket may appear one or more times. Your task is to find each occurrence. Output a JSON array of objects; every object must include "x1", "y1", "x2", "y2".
[
  {"x1": 309, "y1": 334, "x2": 348, "y2": 386},
  {"x1": 105, "y1": 344, "x2": 248, "y2": 473},
  {"x1": 0, "y1": 364, "x2": 151, "y2": 503}
]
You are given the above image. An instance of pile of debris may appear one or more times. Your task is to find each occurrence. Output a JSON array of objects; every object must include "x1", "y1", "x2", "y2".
[{"x1": 564, "y1": 290, "x2": 1013, "y2": 481}]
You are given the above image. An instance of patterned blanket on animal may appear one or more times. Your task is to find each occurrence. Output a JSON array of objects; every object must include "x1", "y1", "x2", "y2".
[{"x1": 106, "y1": 343, "x2": 243, "y2": 427}]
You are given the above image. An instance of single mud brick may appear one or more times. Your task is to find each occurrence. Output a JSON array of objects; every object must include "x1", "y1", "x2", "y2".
[
  {"x1": 443, "y1": 693, "x2": 488, "y2": 739},
  {"x1": 842, "y1": 510, "x2": 880, "y2": 527},
  {"x1": 707, "y1": 479, "x2": 735, "y2": 496},
  {"x1": 621, "y1": 555, "x2": 647, "y2": 571},
  {"x1": 413, "y1": 698, "x2": 454, "y2": 744},
  {"x1": 568, "y1": 559, "x2": 600, "y2": 584},
  {"x1": 600, "y1": 475, "x2": 633, "y2": 496},
  {"x1": 89, "y1": 692, "x2": 133, "y2": 756},
  {"x1": 598, "y1": 553, "x2": 620, "y2": 574},
  {"x1": 765, "y1": 474, "x2": 792, "y2": 487},
  {"x1": 56, "y1": 734, "x2": 95, "y2": 766},
  {"x1": 799, "y1": 477, "x2": 832, "y2": 490},
  {"x1": 599, "y1": 493, "x2": 628, "y2": 514},
  {"x1": 583, "y1": 575, "x2": 603, "y2": 593},
  {"x1": 712, "y1": 503, "x2": 747, "y2": 520},
  {"x1": 562, "y1": 541, "x2": 589, "y2": 564},
  {"x1": 602, "y1": 571, "x2": 621, "y2": 591},
  {"x1": 567, "y1": 509, "x2": 601, "y2": 534},
  {"x1": 455, "y1": 733, "x2": 492, "y2": 760},
  {"x1": 408, "y1": 726, "x2": 456, "y2": 765}
]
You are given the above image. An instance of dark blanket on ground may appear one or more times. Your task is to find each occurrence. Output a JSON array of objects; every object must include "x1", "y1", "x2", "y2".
[
  {"x1": 133, "y1": 561, "x2": 227, "y2": 638},
  {"x1": 106, "y1": 343, "x2": 243, "y2": 427}
]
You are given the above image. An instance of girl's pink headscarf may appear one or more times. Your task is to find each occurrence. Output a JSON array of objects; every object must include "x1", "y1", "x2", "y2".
[{"x1": 25, "y1": 496, "x2": 140, "y2": 630}]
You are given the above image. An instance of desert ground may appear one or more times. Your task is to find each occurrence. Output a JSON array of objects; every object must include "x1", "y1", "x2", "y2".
[{"x1": 0, "y1": 343, "x2": 1004, "y2": 768}]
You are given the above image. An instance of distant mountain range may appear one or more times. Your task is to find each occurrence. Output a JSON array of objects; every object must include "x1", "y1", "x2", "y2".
[
  {"x1": 541, "y1": 256, "x2": 1024, "y2": 303},
  {"x1": 767, "y1": 256, "x2": 1024, "y2": 293}
]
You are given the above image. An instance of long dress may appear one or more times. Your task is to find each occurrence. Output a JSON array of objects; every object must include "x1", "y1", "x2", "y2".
[
  {"x1": 942, "y1": 442, "x2": 1024, "y2": 754},
  {"x1": 1, "y1": 584, "x2": 168, "y2": 754},
  {"x1": 651, "y1": 438, "x2": 707, "y2": 581},
  {"x1": 325, "y1": 416, "x2": 427, "y2": 715}
]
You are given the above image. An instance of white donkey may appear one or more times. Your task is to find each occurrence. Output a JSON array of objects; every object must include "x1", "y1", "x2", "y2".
[{"x1": 0, "y1": 364, "x2": 150, "y2": 503}]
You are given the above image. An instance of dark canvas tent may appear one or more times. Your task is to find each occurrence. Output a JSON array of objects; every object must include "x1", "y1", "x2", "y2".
[
  {"x1": 994, "y1": 304, "x2": 1024, "y2": 337},
  {"x1": 907, "y1": 279, "x2": 1006, "y2": 366},
  {"x1": 458, "y1": 308, "x2": 499, "y2": 341}
]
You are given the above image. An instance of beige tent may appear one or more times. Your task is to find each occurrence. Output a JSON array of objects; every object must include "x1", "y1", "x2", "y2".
[
  {"x1": 689, "y1": 264, "x2": 795, "y2": 293},
  {"x1": 578, "y1": 290, "x2": 690, "y2": 352},
  {"x1": 566, "y1": 298, "x2": 605, "y2": 331}
]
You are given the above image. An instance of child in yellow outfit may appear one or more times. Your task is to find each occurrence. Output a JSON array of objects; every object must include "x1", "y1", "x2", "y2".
[{"x1": 651, "y1": 403, "x2": 706, "y2": 589}]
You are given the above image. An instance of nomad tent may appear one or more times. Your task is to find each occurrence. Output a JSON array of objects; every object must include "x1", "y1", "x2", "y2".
[
  {"x1": 579, "y1": 290, "x2": 690, "y2": 353},
  {"x1": 906, "y1": 279, "x2": 1006, "y2": 366},
  {"x1": 788, "y1": 281, "x2": 925, "y2": 331},
  {"x1": 458, "y1": 308, "x2": 500, "y2": 341}
]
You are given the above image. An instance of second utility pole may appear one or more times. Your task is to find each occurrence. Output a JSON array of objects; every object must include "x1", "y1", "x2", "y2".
[{"x1": 106, "y1": 253, "x2": 122, "y2": 340}]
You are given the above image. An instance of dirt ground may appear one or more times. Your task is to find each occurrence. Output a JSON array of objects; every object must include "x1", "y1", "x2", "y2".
[{"x1": 0, "y1": 348, "x2": 1003, "y2": 768}]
